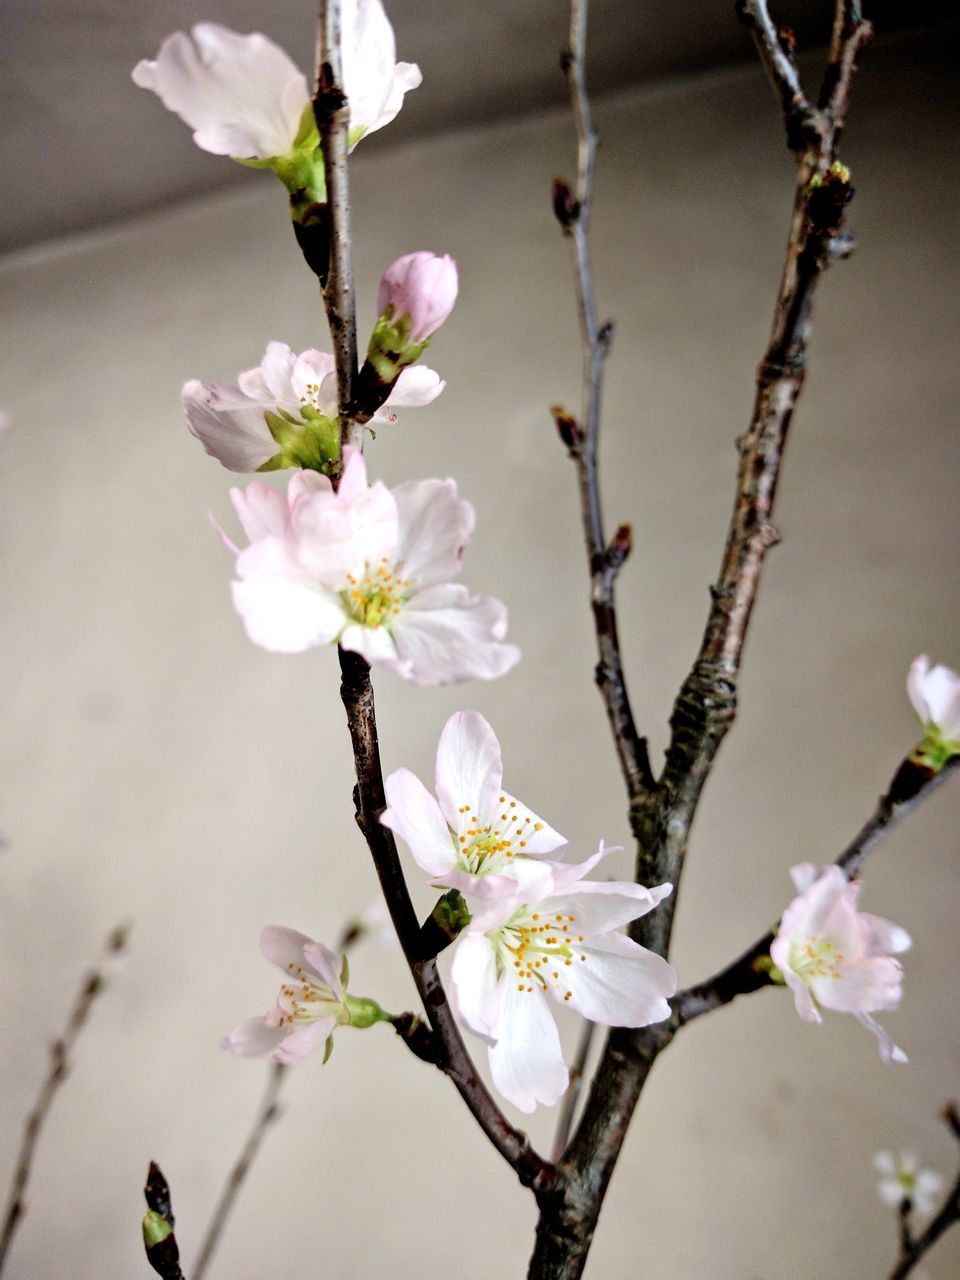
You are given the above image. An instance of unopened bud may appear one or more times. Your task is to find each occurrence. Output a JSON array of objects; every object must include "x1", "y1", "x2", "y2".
[
  {"x1": 777, "y1": 26, "x2": 797, "y2": 60},
  {"x1": 607, "y1": 523, "x2": 632, "y2": 570},
  {"x1": 808, "y1": 161, "x2": 854, "y2": 234},
  {"x1": 552, "y1": 176, "x2": 579, "y2": 228},
  {"x1": 377, "y1": 251, "x2": 458, "y2": 346},
  {"x1": 551, "y1": 404, "x2": 581, "y2": 453}
]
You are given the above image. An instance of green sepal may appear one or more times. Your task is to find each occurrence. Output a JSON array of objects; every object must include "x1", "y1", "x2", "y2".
[
  {"x1": 322, "y1": 1034, "x2": 335, "y2": 1065},
  {"x1": 364, "y1": 307, "x2": 430, "y2": 384},
  {"x1": 340, "y1": 953, "x2": 350, "y2": 990},
  {"x1": 434, "y1": 889, "x2": 471, "y2": 934},
  {"x1": 142, "y1": 1211, "x2": 172, "y2": 1249},
  {"x1": 753, "y1": 952, "x2": 785, "y2": 985},
  {"x1": 257, "y1": 409, "x2": 340, "y2": 474},
  {"x1": 912, "y1": 727, "x2": 960, "y2": 773},
  {"x1": 343, "y1": 994, "x2": 393, "y2": 1029}
]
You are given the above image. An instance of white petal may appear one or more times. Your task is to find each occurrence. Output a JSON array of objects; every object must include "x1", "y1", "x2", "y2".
[
  {"x1": 257, "y1": 341, "x2": 300, "y2": 405},
  {"x1": 381, "y1": 768, "x2": 457, "y2": 876},
  {"x1": 274, "y1": 1017, "x2": 338, "y2": 1065},
  {"x1": 861, "y1": 912, "x2": 912, "y2": 955},
  {"x1": 435, "y1": 710, "x2": 503, "y2": 833},
  {"x1": 789, "y1": 862, "x2": 819, "y2": 893},
  {"x1": 541, "y1": 880, "x2": 673, "y2": 938},
  {"x1": 392, "y1": 479, "x2": 474, "y2": 588},
  {"x1": 557, "y1": 931, "x2": 676, "y2": 1027},
  {"x1": 339, "y1": 622, "x2": 411, "y2": 677},
  {"x1": 182, "y1": 378, "x2": 278, "y2": 472},
  {"x1": 488, "y1": 981, "x2": 568, "y2": 1113},
  {"x1": 393, "y1": 585, "x2": 521, "y2": 685},
  {"x1": 260, "y1": 925, "x2": 334, "y2": 992},
  {"x1": 450, "y1": 933, "x2": 501, "y2": 1040},
  {"x1": 383, "y1": 365, "x2": 445, "y2": 408},
  {"x1": 232, "y1": 539, "x2": 345, "y2": 653},
  {"x1": 229, "y1": 481, "x2": 290, "y2": 542},
  {"x1": 496, "y1": 789, "x2": 566, "y2": 857},
  {"x1": 441, "y1": 858, "x2": 555, "y2": 904},
  {"x1": 222, "y1": 1015, "x2": 286, "y2": 1057},
  {"x1": 301, "y1": 941, "x2": 343, "y2": 996},
  {"x1": 877, "y1": 1179, "x2": 905, "y2": 1207},
  {"x1": 855, "y1": 1012, "x2": 908, "y2": 1063},
  {"x1": 873, "y1": 1151, "x2": 898, "y2": 1176}
]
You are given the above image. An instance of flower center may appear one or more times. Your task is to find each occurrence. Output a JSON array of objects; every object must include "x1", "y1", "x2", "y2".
[
  {"x1": 494, "y1": 910, "x2": 587, "y2": 1003},
  {"x1": 790, "y1": 937, "x2": 845, "y2": 983},
  {"x1": 298, "y1": 380, "x2": 324, "y2": 413},
  {"x1": 342, "y1": 558, "x2": 411, "y2": 628},
  {"x1": 452, "y1": 796, "x2": 545, "y2": 875},
  {"x1": 275, "y1": 961, "x2": 340, "y2": 1030}
]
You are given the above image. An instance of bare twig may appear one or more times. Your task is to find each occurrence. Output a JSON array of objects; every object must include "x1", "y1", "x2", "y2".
[
  {"x1": 553, "y1": 0, "x2": 654, "y2": 803},
  {"x1": 551, "y1": 1020, "x2": 596, "y2": 1163},
  {"x1": 673, "y1": 756, "x2": 959, "y2": 1026},
  {"x1": 143, "y1": 1162, "x2": 186, "y2": 1280},
  {"x1": 0, "y1": 923, "x2": 129, "y2": 1274},
  {"x1": 886, "y1": 1103, "x2": 960, "y2": 1279},
  {"x1": 191, "y1": 1064, "x2": 285, "y2": 1280},
  {"x1": 337, "y1": 649, "x2": 555, "y2": 1191},
  {"x1": 314, "y1": 0, "x2": 360, "y2": 455}
]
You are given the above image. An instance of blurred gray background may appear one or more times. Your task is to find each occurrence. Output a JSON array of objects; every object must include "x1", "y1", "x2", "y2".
[{"x1": 1, "y1": 3, "x2": 958, "y2": 1279}]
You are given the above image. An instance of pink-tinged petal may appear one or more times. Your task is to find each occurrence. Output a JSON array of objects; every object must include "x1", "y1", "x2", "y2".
[
  {"x1": 441, "y1": 858, "x2": 555, "y2": 904},
  {"x1": 209, "y1": 511, "x2": 240, "y2": 556},
  {"x1": 392, "y1": 479, "x2": 474, "y2": 588},
  {"x1": 274, "y1": 1016, "x2": 338, "y2": 1065},
  {"x1": 260, "y1": 925, "x2": 332, "y2": 988},
  {"x1": 450, "y1": 933, "x2": 500, "y2": 1039},
  {"x1": 383, "y1": 365, "x2": 445, "y2": 408},
  {"x1": 301, "y1": 942, "x2": 342, "y2": 996},
  {"x1": 488, "y1": 982, "x2": 568, "y2": 1114},
  {"x1": 780, "y1": 965, "x2": 823, "y2": 1023},
  {"x1": 861, "y1": 913, "x2": 912, "y2": 956},
  {"x1": 287, "y1": 469, "x2": 334, "y2": 505},
  {"x1": 255, "y1": 341, "x2": 299, "y2": 404},
  {"x1": 557, "y1": 931, "x2": 676, "y2": 1026},
  {"x1": 229, "y1": 480, "x2": 290, "y2": 542},
  {"x1": 337, "y1": 445, "x2": 369, "y2": 502},
  {"x1": 789, "y1": 862, "x2": 819, "y2": 894},
  {"x1": 543, "y1": 880, "x2": 673, "y2": 937},
  {"x1": 182, "y1": 378, "x2": 279, "y2": 472},
  {"x1": 778, "y1": 866, "x2": 859, "y2": 945},
  {"x1": 812, "y1": 956, "x2": 903, "y2": 1014},
  {"x1": 294, "y1": 479, "x2": 398, "y2": 583},
  {"x1": 289, "y1": 349, "x2": 336, "y2": 404},
  {"x1": 435, "y1": 710, "x2": 503, "y2": 832},
  {"x1": 393, "y1": 585, "x2": 521, "y2": 685},
  {"x1": 338, "y1": 622, "x2": 411, "y2": 677},
  {"x1": 377, "y1": 252, "x2": 458, "y2": 343},
  {"x1": 222, "y1": 1015, "x2": 287, "y2": 1058},
  {"x1": 232, "y1": 539, "x2": 345, "y2": 653},
  {"x1": 381, "y1": 767, "x2": 457, "y2": 876},
  {"x1": 497, "y1": 789, "x2": 566, "y2": 857},
  {"x1": 855, "y1": 1012, "x2": 908, "y2": 1064},
  {"x1": 132, "y1": 24, "x2": 310, "y2": 160}
]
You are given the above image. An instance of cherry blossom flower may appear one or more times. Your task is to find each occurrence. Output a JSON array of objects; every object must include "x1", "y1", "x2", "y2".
[
  {"x1": 451, "y1": 869, "x2": 675, "y2": 1112},
  {"x1": 183, "y1": 341, "x2": 444, "y2": 472},
  {"x1": 908, "y1": 655, "x2": 960, "y2": 765},
  {"x1": 220, "y1": 446, "x2": 520, "y2": 684},
  {"x1": 222, "y1": 925, "x2": 388, "y2": 1065},
  {"x1": 382, "y1": 710, "x2": 571, "y2": 901},
  {"x1": 133, "y1": 5, "x2": 419, "y2": 162},
  {"x1": 378, "y1": 252, "x2": 459, "y2": 345},
  {"x1": 874, "y1": 1151, "x2": 945, "y2": 1216},
  {"x1": 771, "y1": 864, "x2": 911, "y2": 1064}
]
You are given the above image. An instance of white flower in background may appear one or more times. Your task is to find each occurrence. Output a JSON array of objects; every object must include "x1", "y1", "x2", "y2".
[
  {"x1": 451, "y1": 870, "x2": 675, "y2": 1112},
  {"x1": 133, "y1": 4, "x2": 420, "y2": 162},
  {"x1": 183, "y1": 341, "x2": 444, "y2": 472},
  {"x1": 382, "y1": 710, "x2": 571, "y2": 901},
  {"x1": 223, "y1": 926, "x2": 363, "y2": 1064},
  {"x1": 874, "y1": 1151, "x2": 945, "y2": 1216},
  {"x1": 220, "y1": 446, "x2": 520, "y2": 685},
  {"x1": 771, "y1": 864, "x2": 911, "y2": 1064},
  {"x1": 907, "y1": 655, "x2": 960, "y2": 763}
]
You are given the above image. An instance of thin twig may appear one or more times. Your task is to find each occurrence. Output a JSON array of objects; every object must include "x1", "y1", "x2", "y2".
[
  {"x1": 553, "y1": 0, "x2": 653, "y2": 804},
  {"x1": 885, "y1": 1103, "x2": 960, "y2": 1279},
  {"x1": 337, "y1": 648, "x2": 555, "y2": 1191},
  {"x1": 0, "y1": 923, "x2": 129, "y2": 1274},
  {"x1": 551, "y1": 1020, "x2": 596, "y2": 1163},
  {"x1": 314, "y1": 0, "x2": 360, "y2": 455},
  {"x1": 190, "y1": 1064, "x2": 285, "y2": 1280},
  {"x1": 673, "y1": 756, "x2": 959, "y2": 1026}
]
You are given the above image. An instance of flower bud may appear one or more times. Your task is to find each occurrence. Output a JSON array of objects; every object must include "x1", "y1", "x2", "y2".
[{"x1": 377, "y1": 252, "x2": 458, "y2": 345}]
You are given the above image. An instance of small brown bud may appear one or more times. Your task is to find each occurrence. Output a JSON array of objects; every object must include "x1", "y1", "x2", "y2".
[
  {"x1": 552, "y1": 176, "x2": 580, "y2": 228},
  {"x1": 550, "y1": 404, "x2": 581, "y2": 453},
  {"x1": 607, "y1": 523, "x2": 633, "y2": 570},
  {"x1": 808, "y1": 162, "x2": 855, "y2": 235},
  {"x1": 777, "y1": 26, "x2": 797, "y2": 60}
]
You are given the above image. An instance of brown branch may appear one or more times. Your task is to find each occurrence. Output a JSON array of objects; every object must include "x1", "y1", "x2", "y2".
[
  {"x1": 886, "y1": 1103, "x2": 960, "y2": 1280},
  {"x1": 673, "y1": 756, "x2": 959, "y2": 1026},
  {"x1": 553, "y1": 0, "x2": 653, "y2": 804},
  {"x1": 0, "y1": 924, "x2": 129, "y2": 1275},
  {"x1": 313, "y1": 0, "x2": 360, "y2": 456},
  {"x1": 143, "y1": 1163, "x2": 186, "y2": 1280},
  {"x1": 337, "y1": 648, "x2": 554, "y2": 1191},
  {"x1": 527, "y1": 5, "x2": 875, "y2": 1275}
]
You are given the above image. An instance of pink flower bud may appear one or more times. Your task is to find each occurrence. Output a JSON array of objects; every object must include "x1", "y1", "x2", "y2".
[{"x1": 377, "y1": 251, "x2": 458, "y2": 344}]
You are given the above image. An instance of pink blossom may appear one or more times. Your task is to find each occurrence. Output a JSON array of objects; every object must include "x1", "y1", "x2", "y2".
[
  {"x1": 378, "y1": 252, "x2": 459, "y2": 344},
  {"x1": 771, "y1": 864, "x2": 911, "y2": 1063},
  {"x1": 219, "y1": 446, "x2": 520, "y2": 684}
]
